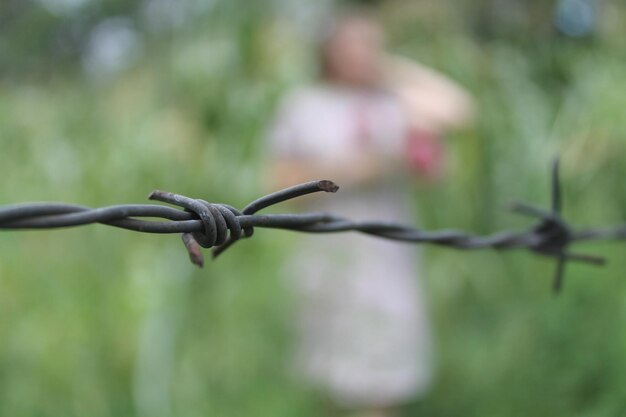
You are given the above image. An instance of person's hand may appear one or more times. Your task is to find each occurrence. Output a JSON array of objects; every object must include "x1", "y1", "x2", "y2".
[{"x1": 405, "y1": 130, "x2": 445, "y2": 183}]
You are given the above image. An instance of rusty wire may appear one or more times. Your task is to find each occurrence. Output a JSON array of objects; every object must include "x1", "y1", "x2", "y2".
[{"x1": 1, "y1": 159, "x2": 624, "y2": 293}]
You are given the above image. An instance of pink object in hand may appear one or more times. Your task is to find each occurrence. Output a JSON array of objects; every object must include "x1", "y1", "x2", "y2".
[{"x1": 405, "y1": 129, "x2": 445, "y2": 179}]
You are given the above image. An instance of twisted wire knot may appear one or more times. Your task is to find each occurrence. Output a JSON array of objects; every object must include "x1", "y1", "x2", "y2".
[
  {"x1": 148, "y1": 190, "x2": 255, "y2": 267},
  {"x1": 149, "y1": 190, "x2": 252, "y2": 247},
  {"x1": 532, "y1": 215, "x2": 571, "y2": 256},
  {"x1": 146, "y1": 181, "x2": 340, "y2": 266}
]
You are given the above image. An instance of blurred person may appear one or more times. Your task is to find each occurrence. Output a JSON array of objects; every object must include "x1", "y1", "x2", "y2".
[{"x1": 266, "y1": 11, "x2": 473, "y2": 417}]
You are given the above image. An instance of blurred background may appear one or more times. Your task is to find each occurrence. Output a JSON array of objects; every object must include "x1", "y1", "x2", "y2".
[{"x1": 2, "y1": 0, "x2": 626, "y2": 415}]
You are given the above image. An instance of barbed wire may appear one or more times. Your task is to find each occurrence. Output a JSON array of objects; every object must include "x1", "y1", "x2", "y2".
[{"x1": 1, "y1": 159, "x2": 624, "y2": 293}]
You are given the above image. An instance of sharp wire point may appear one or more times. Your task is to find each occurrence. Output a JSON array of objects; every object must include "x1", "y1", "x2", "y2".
[
  {"x1": 553, "y1": 255, "x2": 566, "y2": 294},
  {"x1": 552, "y1": 157, "x2": 562, "y2": 215}
]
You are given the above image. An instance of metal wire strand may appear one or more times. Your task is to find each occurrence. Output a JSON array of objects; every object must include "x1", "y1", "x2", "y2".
[{"x1": 0, "y1": 163, "x2": 623, "y2": 292}]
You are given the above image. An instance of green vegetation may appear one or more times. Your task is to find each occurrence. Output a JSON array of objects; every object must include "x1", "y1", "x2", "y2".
[{"x1": 1, "y1": 1, "x2": 626, "y2": 415}]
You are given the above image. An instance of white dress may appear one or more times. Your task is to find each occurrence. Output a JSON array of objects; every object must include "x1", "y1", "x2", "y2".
[{"x1": 267, "y1": 84, "x2": 433, "y2": 407}]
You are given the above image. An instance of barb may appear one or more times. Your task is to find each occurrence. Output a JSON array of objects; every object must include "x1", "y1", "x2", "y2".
[{"x1": 0, "y1": 161, "x2": 622, "y2": 292}]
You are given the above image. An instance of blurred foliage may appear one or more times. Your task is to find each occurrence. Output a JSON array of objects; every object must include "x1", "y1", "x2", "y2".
[{"x1": 2, "y1": 0, "x2": 626, "y2": 416}]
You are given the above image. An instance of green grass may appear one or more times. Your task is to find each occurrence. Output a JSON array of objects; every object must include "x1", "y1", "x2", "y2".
[{"x1": 2, "y1": 3, "x2": 626, "y2": 416}]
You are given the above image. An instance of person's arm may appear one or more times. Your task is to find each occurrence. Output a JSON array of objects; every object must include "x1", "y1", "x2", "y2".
[
  {"x1": 382, "y1": 54, "x2": 475, "y2": 131},
  {"x1": 268, "y1": 152, "x2": 387, "y2": 191}
]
